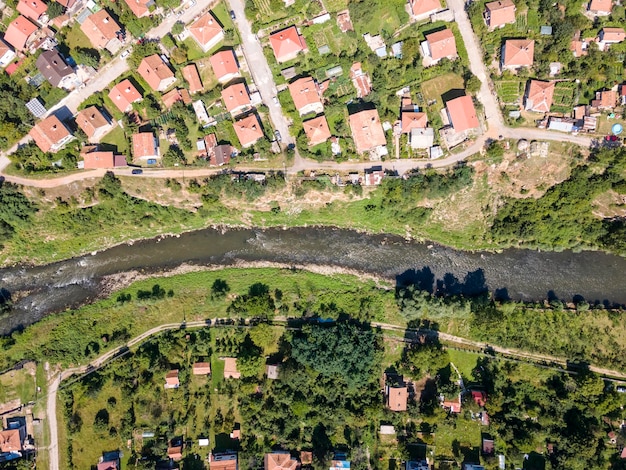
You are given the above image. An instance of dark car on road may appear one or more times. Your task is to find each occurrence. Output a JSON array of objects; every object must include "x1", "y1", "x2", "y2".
[
  {"x1": 132, "y1": 169, "x2": 143, "y2": 175},
  {"x1": 230, "y1": 10, "x2": 236, "y2": 19},
  {"x1": 274, "y1": 130, "x2": 281, "y2": 142}
]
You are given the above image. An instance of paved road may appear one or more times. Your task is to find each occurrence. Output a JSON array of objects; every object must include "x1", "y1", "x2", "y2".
[{"x1": 47, "y1": 375, "x2": 60, "y2": 470}]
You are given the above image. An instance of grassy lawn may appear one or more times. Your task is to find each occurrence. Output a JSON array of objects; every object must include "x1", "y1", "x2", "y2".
[
  {"x1": 63, "y1": 23, "x2": 91, "y2": 52},
  {"x1": 325, "y1": 0, "x2": 349, "y2": 11},
  {"x1": 183, "y1": 38, "x2": 207, "y2": 61},
  {"x1": 420, "y1": 73, "x2": 465, "y2": 118},
  {"x1": 598, "y1": 115, "x2": 626, "y2": 135},
  {"x1": 0, "y1": 363, "x2": 37, "y2": 404},
  {"x1": 433, "y1": 417, "x2": 482, "y2": 460},
  {"x1": 100, "y1": 125, "x2": 129, "y2": 155}
]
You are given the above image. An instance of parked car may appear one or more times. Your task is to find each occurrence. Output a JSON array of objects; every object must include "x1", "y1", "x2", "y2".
[
  {"x1": 230, "y1": 10, "x2": 236, "y2": 19},
  {"x1": 274, "y1": 130, "x2": 281, "y2": 142},
  {"x1": 120, "y1": 49, "x2": 130, "y2": 58},
  {"x1": 132, "y1": 169, "x2": 143, "y2": 175},
  {"x1": 188, "y1": 0, "x2": 196, "y2": 6},
  {"x1": 272, "y1": 96, "x2": 279, "y2": 105}
]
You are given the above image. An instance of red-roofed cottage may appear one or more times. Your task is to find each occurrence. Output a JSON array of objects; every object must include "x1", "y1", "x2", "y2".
[
  {"x1": 187, "y1": 12, "x2": 224, "y2": 52},
  {"x1": 269, "y1": 26, "x2": 307, "y2": 63},
  {"x1": 446, "y1": 95, "x2": 479, "y2": 132}
]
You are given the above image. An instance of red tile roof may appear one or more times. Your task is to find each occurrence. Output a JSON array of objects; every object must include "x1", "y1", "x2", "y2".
[
  {"x1": 4, "y1": 16, "x2": 38, "y2": 51},
  {"x1": 96, "y1": 461, "x2": 118, "y2": 470},
  {"x1": 17, "y1": 0, "x2": 47, "y2": 22},
  {"x1": 83, "y1": 150, "x2": 115, "y2": 169},
  {"x1": 80, "y1": 10, "x2": 122, "y2": 49},
  {"x1": 138, "y1": 54, "x2": 175, "y2": 91},
  {"x1": 387, "y1": 386, "x2": 408, "y2": 411},
  {"x1": 182, "y1": 63, "x2": 203, "y2": 94},
  {"x1": 349, "y1": 62, "x2": 372, "y2": 98},
  {"x1": 223, "y1": 357, "x2": 242, "y2": 378},
  {"x1": 265, "y1": 453, "x2": 298, "y2": 470},
  {"x1": 209, "y1": 49, "x2": 239, "y2": 82},
  {"x1": 161, "y1": 88, "x2": 190, "y2": 108},
  {"x1": 525, "y1": 79, "x2": 555, "y2": 113},
  {"x1": 123, "y1": 0, "x2": 151, "y2": 17},
  {"x1": 303, "y1": 115, "x2": 331, "y2": 147},
  {"x1": 188, "y1": 12, "x2": 223, "y2": 50},
  {"x1": 600, "y1": 27, "x2": 625, "y2": 43},
  {"x1": 234, "y1": 114, "x2": 263, "y2": 147},
  {"x1": 349, "y1": 108, "x2": 386, "y2": 154},
  {"x1": 502, "y1": 39, "x2": 534, "y2": 67},
  {"x1": 269, "y1": 26, "x2": 307, "y2": 63},
  {"x1": 591, "y1": 90, "x2": 617, "y2": 108},
  {"x1": 132, "y1": 132, "x2": 158, "y2": 158},
  {"x1": 109, "y1": 79, "x2": 142, "y2": 112},
  {"x1": 588, "y1": 0, "x2": 612, "y2": 13},
  {"x1": 446, "y1": 95, "x2": 479, "y2": 132},
  {"x1": 484, "y1": 0, "x2": 516, "y2": 27},
  {"x1": 0, "y1": 429, "x2": 21, "y2": 453},
  {"x1": 426, "y1": 29, "x2": 457, "y2": 60},
  {"x1": 192, "y1": 362, "x2": 212, "y2": 375},
  {"x1": 165, "y1": 369, "x2": 179, "y2": 387},
  {"x1": 410, "y1": 0, "x2": 441, "y2": 17},
  {"x1": 75, "y1": 106, "x2": 109, "y2": 138},
  {"x1": 29, "y1": 115, "x2": 72, "y2": 153},
  {"x1": 221, "y1": 82, "x2": 250, "y2": 113},
  {"x1": 288, "y1": 77, "x2": 322, "y2": 113},
  {"x1": 401, "y1": 111, "x2": 427, "y2": 133},
  {"x1": 471, "y1": 390, "x2": 487, "y2": 407},
  {"x1": 210, "y1": 455, "x2": 238, "y2": 470}
]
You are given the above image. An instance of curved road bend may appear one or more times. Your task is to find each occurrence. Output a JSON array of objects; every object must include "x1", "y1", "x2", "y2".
[{"x1": 45, "y1": 316, "x2": 626, "y2": 470}]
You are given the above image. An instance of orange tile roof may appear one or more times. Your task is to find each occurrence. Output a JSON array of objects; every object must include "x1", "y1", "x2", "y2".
[
  {"x1": 349, "y1": 63, "x2": 372, "y2": 98},
  {"x1": 209, "y1": 49, "x2": 239, "y2": 82},
  {"x1": 600, "y1": 27, "x2": 625, "y2": 42},
  {"x1": 138, "y1": 54, "x2": 175, "y2": 91},
  {"x1": 588, "y1": 0, "x2": 612, "y2": 13},
  {"x1": 303, "y1": 115, "x2": 331, "y2": 147},
  {"x1": 29, "y1": 115, "x2": 72, "y2": 153},
  {"x1": 192, "y1": 362, "x2": 212, "y2": 375},
  {"x1": 221, "y1": 83, "x2": 250, "y2": 113},
  {"x1": 75, "y1": 106, "x2": 109, "y2": 139},
  {"x1": 387, "y1": 385, "x2": 408, "y2": 411},
  {"x1": 97, "y1": 461, "x2": 118, "y2": 470},
  {"x1": 4, "y1": 15, "x2": 38, "y2": 51},
  {"x1": 165, "y1": 369, "x2": 179, "y2": 387},
  {"x1": 0, "y1": 38, "x2": 13, "y2": 62},
  {"x1": 109, "y1": 79, "x2": 142, "y2": 112},
  {"x1": 17, "y1": 0, "x2": 47, "y2": 22},
  {"x1": 502, "y1": 39, "x2": 534, "y2": 67},
  {"x1": 446, "y1": 95, "x2": 479, "y2": 132},
  {"x1": 592, "y1": 90, "x2": 617, "y2": 108},
  {"x1": 210, "y1": 454, "x2": 238, "y2": 470},
  {"x1": 0, "y1": 429, "x2": 21, "y2": 453},
  {"x1": 182, "y1": 63, "x2": 203, "y2": 94},
  {"x1": 288, "y1": 77, "x2": 322, "y2": 113},
  {"x1": 168, "y1": 445, "x2": 183, "y2": 461},
  {"x1": 83, "y1": 151, "x2": 115, "y2": 169},
  {"x1": 484, "y1": 0, "x2": 516, "y2": 27},
  {"x1": 161, "y1": 88, "x2": 187, "y2": 108},
  {"x1": 570, "y1": 40, "x2": 587, "y2": 57},
  {"x1": 265, "y1": 453, "x2": 298, "y2": 470},
  {"x1": 349, "y1": 108, "x2": 386, "y2": 154},
  {"x1": 188, "y1": 12, "x2": 223, "y2": 50},
  {"x1": 123, "y1": 0, "x2": 151, "y2": 17},
  {"x1": 269, "y1": 26, "x2": 307, "y2": 63},
  {"x1": 525, "y1": 80, "x2": 555, "y2": 113},
  {"x1": 401, "y1": 111, "x2": 428, "y2": 133},
  {"x1": 81, "y1": 10, "x2": 121, "y2": 49},
  {"x1": 223, "y1": 356, "x2": 242, "y2": 377},
  {"x1": 410, "y1": 0, "x2": 441, "y2": 17},
  {"x1": 426, "y1": 29, "x2": 457, "y2": 60},
  {"x1": 132, "y1": 132, "x2": 158, "y2": 158}
]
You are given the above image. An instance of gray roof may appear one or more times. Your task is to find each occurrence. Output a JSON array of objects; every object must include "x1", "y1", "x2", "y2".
[{"x1": 36, "y1": 50, "x2": 74, "y2": 88}]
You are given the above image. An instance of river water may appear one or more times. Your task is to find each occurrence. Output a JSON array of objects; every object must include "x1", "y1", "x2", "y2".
[{"x1": 1, "y1": 226, "x2": 626, "y2": 334}]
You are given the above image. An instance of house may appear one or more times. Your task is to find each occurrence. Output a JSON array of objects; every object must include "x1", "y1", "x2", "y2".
[
  {"x1": 266, "y1": 364, "x2": 280, "y2": 380},
  {"x1": 108, "y1": 79, "x2": 142, "y2": 112},
  {"x1": 350, "y1": 62, "x2": 372, "y2": 98},
  {"x1": 0, "y1": 429, "x2": 22, "y2": 454},
  {"x1": 401, "y1": 111, "x2": 428, "y2": 133},
  {"x1": 161, "y1": 88, "x2": 191, "y2": 109},
  {"x1": 223, "y1": 357, "x2": 241, "y2": 378},
  {"x1": 138, "y1": 54, "x2": 176, "y2": 92},
  {"x1": 482, "y1": 437, "x2": 495, "y2": 455},
  {"x1": 484, "y1": 0, "x2": 516, "y2": 28},
  {"x1": 230, "y1": 425, "x2": 241, "y2": 440},
  {"x1": 182, "y1": 64, "x2": 203, "y2": 94},
  {"x1": 17, "y1": 0, "x2": 47, "y2": 24},
  {"x1": 380, "y1": 425, "x2": 396, "y2": 435},
  {"x1": 265, "y1": 453, "x2": 298, "y2": 470},
  {"x1": 303, "y1": 115, "x2": 331, "y2": 147},
  {"x1": 501, "y1": 39, "x2": 534, "y2": 70},
  {"x1": 0, "y1": 39, "x2": 16, "y2": 68},
  {"x1": 269, "y1": 26, "x2": 307, "y2": 63},
  {"x1": 364, "y1": 165, "x2": 384, "y2": 186},
  {"x1": 75, "y1": 106, "x2": 112, "y2": 142},
  {"x1": 188, "y1": 12, "x2": 224, "y2": 52},
  {"x1": 210, "y1": 49, "x2": 240, "y2": 83},
  {"x1": 97, "y1": 461, "x2": 118, "y2": 470},
  {"x1": 349, "y1": 108, "x2": 387, "y2": 155},
  {"x1": 4, "y1": 16, "x2": 38, "y2": 51},
  {"x1": 288, "y1": 77, "x2": 323, "y2": 116},
  {"x1": 192, "y1": 362, "x2": 212, "y2": 375},
  {"x1": 192, "y1": 99, "x2": 212, "y2": 126},
  {"x1": 221, "y1": 82, "x2": 251, "y2": 115},
  {"x1": 446, "y1": 95, "x2": 479, "y2": 132},
  {"x1": 197, "y1": 133, "x2": 217, "y2": 157},
  {"x1": 591, "y1": 90, "x2": 617, "y2": 109},
  {"x1": 29, "y1": 115, "x2": 73, "y2": 153},
  {"x1": 471, "y1": 390, "x2": 487, "y2": 407},
  {"x1": 409, "y1": 0, "x2": 441, "y2": 20},
  {"x1": 211, "y1": 144, "x2": 233, "y2": 166},
  {"x1": 81, "y1": 147, "x2": 126, "y2": 169},
  {"x1": 132, "y1": 132, "x2": 160, "y2": 160},
  {"x1": 599, "y1": 27, "x2": 625, "y2": 45},
  {"x1": 123, "y1": 0, "x2": 154, "y2": 18},
  {"x1": 164, "y1": 370, "x2": 180, "y2": 389},
  {"x1": 588, "y1": 0, "x2": 612, "y2": 15},
  {"x1": 524, "y1": 79, "x2": 555, "y2": 113},
  {"x1": 570, "y1": 39, "x2": 588, "y2": 57},
  {"x1": 168, "y1": 439, "x2": 184, "y2": 461},
  {"x1": 54, "y1": 0, "x2": 77, "y2": 10},
  {"x1": 442, "y1": 394, "x2": 462, "y2": 413},
  {"x1": 406, "y1": 461, "x2": 430, "y2": 470},
  {"x1": 620, "y1": 84, "x2": 626, "y2": 105},
  {"x1": 81, "y1": 10, "x2": 123, "y2": 54},
  {"x1": 36, "y1": 50, "x2": 77, "y2": 89},
  {"x1": 386, "y1": 384, "x2": 408, "y2": 411},
  {"x1": 210, "y1": 453, "x2": 238, "y2": 470},
  {"x1": 363, "y1": 33, "x2": 387, "y2": 57},
  {"x1": 336, "y1": 10, "x2": 354, "y2": 32},
  {"x1": 410, "y1": 128, "x2": 434, "y2": 149},
  {"x1": 423, "y1": 29, "x2": 457, "y2": 63}
]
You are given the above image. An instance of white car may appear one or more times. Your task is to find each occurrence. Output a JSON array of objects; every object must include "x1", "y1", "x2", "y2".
[{"x1": 120, "y1": 49, "x2": 131, "y2": 58}]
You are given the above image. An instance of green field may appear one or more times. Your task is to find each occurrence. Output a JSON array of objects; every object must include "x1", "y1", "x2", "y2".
[
  {"x1": 551, "y1": 82, "x2": 577, "y2": 113},
  {"x1": 495, "y1": 80, "x2": 523, "y2": 104}
]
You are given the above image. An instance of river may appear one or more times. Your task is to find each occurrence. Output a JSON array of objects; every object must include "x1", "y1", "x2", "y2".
[{"x1": 1, "y1": 226, "x2": 626, "y2": 334}]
